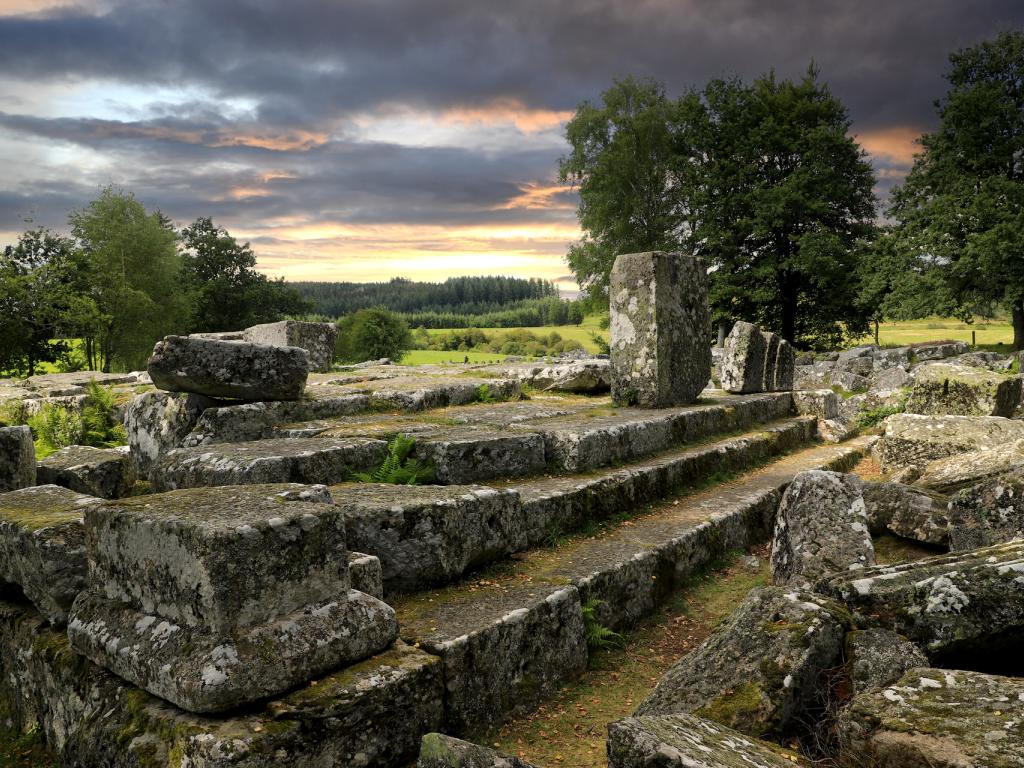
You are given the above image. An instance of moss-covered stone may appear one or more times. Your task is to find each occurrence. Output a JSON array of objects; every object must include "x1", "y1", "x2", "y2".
[{"x1": 906, "y1": 362, "x2": 1023, "y2": 417}]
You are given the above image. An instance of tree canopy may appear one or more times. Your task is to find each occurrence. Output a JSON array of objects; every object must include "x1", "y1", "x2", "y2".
[{"x1": 335, "y1": 308, "x2": 413, "y2": 363}]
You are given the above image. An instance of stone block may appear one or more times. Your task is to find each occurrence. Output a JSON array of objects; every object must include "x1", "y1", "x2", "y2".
[
  {"x1": 413, "y1": 429, "x2": 547, "y2": 484},
  {"x1": 148, "y1": 335, "x2": 309, "y2": 401},
  {"x1": 871, "y1": 364, "x2": 911, "y2": 391},
  {"x1": 915, "y1": 438, "x2": 1024, "y2": 493},
  {"x1": 771, "y1": 470, "x2": 873, "y2": 586},
  {"x1": 947, "y1": 469, "x2": 1024, "y2": 551},
  {"x1": 150, "y1": 436, "x2": 387, "y2": 490},
  {"x1": 124, "y1": 390, "x2": 222, "y2": 475},
  {"x1": 349, "y1": 551, "x2": 384, "y2": 599},
  {"x1": 608, "y1": 713, "x2": 797, "y2": 768},
  {"x1": 862, "y1": 481, "x2": 950, "y2": 546},
  {"x1": 333, "y1": 483, "x2": 526, "y2": 592},
  {"x1": 835, "y1": 345, "x2": 875, "y2": 377},
  {"x1": 68, "y1": 484, "x2": 399, "y2": 712},
  {"x1": 828, "y1": 369, "x2": 870, "y2": 392},
  {"x1": 911, "y1": 340, "x2": 969, "y2": 361},
  {"x1": 636, "y1": 586, "x2": 848, "y2": 739},
  {"x1": 243, "y1": 319, "x2": 338, "y2": 373},
  {"x1": 845, "y1": 628, "x2": 928, "y2": 695},
  {"x1": 878, "y1": 413, "x2": 1024, "y2": 471},
  {"x1": 906, "y1": 362, "x2": 1022, "y2": 417},
  {"x1": 0, "y1": 424, "x2": 35, "y2": 491},
  {"x1": 609, "y1": 251, "x2": 712, "y2": 407},
  {"x1": 37, "y1": 444, "x2": 130, "y2": 499},
  {"x1": 720, "y1": 321, "x2": 767, "y2": 394},
  {"x1": 792, "y1": 389, "x2": 840, "y2": 420},
  {"x1": 418, "y1": 734, "x2": 539, "y2": 768},
  {"x1": 873, "y1": 346, "x2": 911, "y2": 370},
  {"x1": 760, "y1": 331, "x2": 781, "y2": 392},
  {"x1": 838, "y1": 668, "x2": 1024, "y2": 768},
  {"x1": 772, "y1": 338, "x2": 795, "y2": 391},
  {"x1": 0, "y1": 485, "x2": 97, "y2": 624}
]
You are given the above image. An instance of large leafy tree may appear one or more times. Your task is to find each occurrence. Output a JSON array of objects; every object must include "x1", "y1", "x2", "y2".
[
  {"x1": 70, "y1": 187, "x2": 189, "y2": 371},
  {"x1": 180, "y1": 217, "x2": 310, "y2": 333},
  {"x1": 335, "y1": 308, "x2": 412, "y2": 363},
  {"x1": 890, "y1": 31, "x2": 1024, "y2": 348},
  {"x1": 561, "y1": 69, "x2": 877, "y2": 347}
]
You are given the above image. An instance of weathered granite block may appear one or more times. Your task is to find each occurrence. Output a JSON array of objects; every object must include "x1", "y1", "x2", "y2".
[
  {"x1": 912, "y1": 340, "x2": 969, "y2": 361},
  {"x1": 818, "y1": 540, "x2": 1024, "y2": 659},
  {"x1": 0, "y1": 424, "x2": 35, "y2": 491},
  {"x1": 862, "y1": 481, "x2": 950, "y2": 546},
  {"x1": 608, "y1": 713, "x2": 797, "y2": 768},
  {"x1": 243, "y1": 320, "x2": 338, "y2": 373},
  {"x1": 150, "y1": 436, "x2": 387, "y2": 490},
  {"x1": 124, "y1": 390, "x2": 222, "y2": 475},
  {"x1": 845, "y1": 628, "x2": 928, "y2": 695},
  {"x1": 418, "y1": 734, "x2": 539, "y2": 768},
  {"x1": 761, "y1": 331, "x2": 780, "y2": 392},
  {"x1": 349, "y1": 550, "x2": 384, "y2": 599},
  {"x1": 609, "y1": 251, "x2": 712, "y2": 407},
  {"x1": 334, "y1": 483, "x2": 525, "y2": 592},
  {"x1": 838, "y1": 668, "x2": 1024, "y2": 768},
  {"x1": 636, "y1": 587, "x2": 849, "y2": 739},
  {"x1": 772, "y1": 338, "x2": 795, "y2": 391},
  {"x1": 37, "y1": 445, "x2": 130, "y2": 499},
  {"x1": 878, "y1": 413, "x2": 1024, "y2": 470},
  {"x1": 792, "y1": 389, "x2": 840, "y2": 419},
  {"x1": 916, "y1": 438, "x2": 1024, "y2": 493},
  {"x1": 771, "y1": 470, "x2": 873, "y2": 585},
  {"x1": 906, "y1": 362, "x2": 1023, "y2": 417},
  {"x1": 720, "y1": 321, "x2": 767, "y2": 394},
  {"x1": 183, "y1": 394, "x2": 370, "y2": 445},
  {"x1": 0, "y1": 485, "x2": 97, "y2": 624},
  {"x1": 148, "y1": 335, "x2": 309, "y2": 401},
  {"x1": 414, "y1": 429, "x2": 547, "y2": 484},
  {"x1": 947, "y1": 469, "x2": 1024, "y2": 551}
]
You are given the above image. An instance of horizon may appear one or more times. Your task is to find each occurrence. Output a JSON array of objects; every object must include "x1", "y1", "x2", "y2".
[{"x1": 1, "y1": 1, "x2": 1021, "y2": 293}]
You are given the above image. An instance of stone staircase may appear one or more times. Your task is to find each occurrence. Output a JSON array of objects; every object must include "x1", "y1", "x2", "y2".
[{"x1": 0, "y1": 385, "x2": 874, "y2": 767}]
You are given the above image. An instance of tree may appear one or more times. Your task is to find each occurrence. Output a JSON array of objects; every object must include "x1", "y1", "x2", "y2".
[
  {"x1": 69, "y1": 187, "x2": 189, "y2": 371},
  {"x1": 890, "y1": 31, "x2": 1024, "y2": 348},
  {"x1": 335, "y1": 309, "x2": 413, "y2": 363},
  {"x1": 180, "y1": 217, "x2": 310, "y2": 332},
  {"x1": 561, "y1": 69, "x2": 877, "y2": 348}
]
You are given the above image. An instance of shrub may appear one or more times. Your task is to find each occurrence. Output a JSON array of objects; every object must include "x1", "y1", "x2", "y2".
[
  {"x1": 335, "y1": 308, "x2": 413, "y2": 364},
  {"x1": 27, "y1": 381, "x2": 126, "y2": 458}
]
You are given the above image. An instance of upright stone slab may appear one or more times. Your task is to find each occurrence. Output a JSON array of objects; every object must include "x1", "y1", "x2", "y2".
[
  {"x1": 147, "y1": 335, "x2": 310, "y2": 401},
  {"x1": 773, "y1": 338, "x2": 795, "y2": 391},
  {"x1": 609, "y1": 251, "x2": 711, "y2": 407},
  {"x1": 244, "y1": 319, "x2": 338, "y2": 373},
  {"x1": 760, "y1": 331, "x2": 780, "y2": 392},
  {"x1": 720, "y1": 322, "x2": 767, "y2": 394},
  {"x1": 0, "y1": 425, "x2": 35, "y2": 491},
  {"x1": 67, "y1": 484, "x2": 398, "y2": 713}
]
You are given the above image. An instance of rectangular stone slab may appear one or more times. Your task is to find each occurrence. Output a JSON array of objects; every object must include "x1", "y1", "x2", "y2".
[
  {"x1": 879, "y1": 412, "x2": 1024, "y2": 470},
  {"x1": 147, "y1": 334, "x2": 310, "y2": 401},
  {"x1": 150, "y1": 436, "x2": 387, "y2": 490},
  {"x1": 37, "y1": 444, "x2": 130, "y2": 499},
  {"x1": 84, "y1": 484, "x2": 352, "y2": 631},
  {"x1": 331, "y1": 483, "x2": 526, "y2": 592},
  {"x1": 0, "y1": 424, "x2": 35, "y2": 491},
  {"x1": 0, "y1": 484, "x2": 98, "y2": 624},
  {"x1": 243, "y1": 319, "x2": 338, "y2": 372},
  {"x1": 720, "y1": 321, "x2": 767, "y2": 394}
]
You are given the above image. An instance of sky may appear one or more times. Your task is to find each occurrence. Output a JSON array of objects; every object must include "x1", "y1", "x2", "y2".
[{"x1": 0, "y1": 1, "x2": 1021, "y2": 289}]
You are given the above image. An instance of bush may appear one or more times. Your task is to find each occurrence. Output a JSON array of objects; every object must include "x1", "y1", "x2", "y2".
[{"x1": 335, "y1": 308, "x2": 413, "y2": 363}]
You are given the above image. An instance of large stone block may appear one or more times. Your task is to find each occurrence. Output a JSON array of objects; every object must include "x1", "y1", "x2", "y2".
[
  {"x1": 911, "y1": 340, "x2": 969, "y2": 361},
  {"x1": 760, "y1": 331, "x2": 781, "y2": 392},
  {"x1": 412, "y1": 429, "x2": 547, "y2": 485},
  {"x1": 124, "y1": 390, "x2": 222, "y2": 475},
  {"x1": 333, "y1": 483, "x2": 526, "y2": 592},
  {"x1": 905, "y1": 362, "x2": 1023, "y2": 417},
  {"x1": 37, "y1": 444, "x2": 130, "y2": 499},
  {"x1": 418, "y1": 734, "x2": 539, "y2": 768},
  {"x1": 148, "y1": 335, "x2": 310, "y2": 401},
  {"x1": 844, "y1": 628, "x2": 928, "y2": 695},
  {"x1": 862, "y1": 481, "x2": 949, "y2": 546},
  {"x1": 609, "y1": 251, "x2": 711, "y2": 407},
  {"x1": 0, "y1": 484, "x2": 97, "y2": 624},
  {"x1": 68, "y1": 484, "x2": 398, "y2": 712},
  {"x1": 770, "y1": 470, "x2": 873, "y2": 585},
  {"x1": 720, "y1": 321, "x2": 767, "y2": 394},
  {"x1": 878, "y1": 413, "x2": 1024, "y2": 471},
  {"x1": 838, "y1": 668, "x2": 1024, "y2": 768},
  {"x1": 916, "y1": 439, "x2": 1024, "y2": 493},
  {"x1": 636, "y1": 587, "x2": 849, "y2": 739},
  {"x1": 243, "y1": 319, "x2": 338, "y2": 373},
  {"x1": 0, "y1": 424, "x2": 35, "y2": 491},
  {"x1": 772, "y1": 338, "x2": 795, "y2": 391},
  {"x1": 792, "y1": 389, "x2": 840, "y2": 420},
  {"x1": 608, "y1": 713, "x2": 797, "y2": 768},
  {"x1": 947, "y1": 469, "x2": 1024, "y2": 551}
]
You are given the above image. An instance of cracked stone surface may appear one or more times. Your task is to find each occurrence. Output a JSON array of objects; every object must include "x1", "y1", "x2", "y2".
[
  {"x1": 878, "y1": 413, "x2": 1024, "y2": 471},
  {"x1": 863, "y1": 481, "x2": 950, "y2": 546},
  {"x1": 845, "y1": 628, "x2": 928, "y2": 695},
  {"x1": 906, "y1": 363, "x2": 1023, "y2": 417}
]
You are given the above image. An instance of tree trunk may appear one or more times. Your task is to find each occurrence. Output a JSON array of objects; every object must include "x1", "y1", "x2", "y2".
[
  {"x1": 874, "y1": 319, "x2": 880, "y2": 346},
  {"x1": 780, "y1": 288, "x2": 797, "y2": 344},
  {"x1": 1013, "y1": 303, "x2": 1024, "y2": 352},
  {"x1": 716, "y1": 321, "x2": 728, "y2": 348}
]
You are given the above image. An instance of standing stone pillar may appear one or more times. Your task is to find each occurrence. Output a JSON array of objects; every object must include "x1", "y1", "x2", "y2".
[{"x1": 609, "y1": 251, "x2": 712, "y2": 408}]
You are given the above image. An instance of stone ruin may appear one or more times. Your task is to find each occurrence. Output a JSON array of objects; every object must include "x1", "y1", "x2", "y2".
[{"x1": 0, "y1": 252, "x2": 1022, "y2": 767}]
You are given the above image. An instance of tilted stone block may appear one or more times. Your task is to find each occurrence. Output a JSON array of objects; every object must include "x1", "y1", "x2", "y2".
[
  {"x1": 124, "y1": 390, "x2": 223, "y2": 475},
  {"x1": 838, "y1": 668, "x2": 1024, "y2": 768},
  {"x1": 0, "y1": 425, "x2": 35, "y2": 491},
  {"x1": 862, "y1": 481, "x2": 949, "y2": 546},
  {"x1": 916, "y1": 438, "x2": 1024, "y2": 494},
  {"x1": 68, "y1": 484, "x2": 398, "y2": 713},
  {"x1": 333, "y1": 483, "x2": 525, "y2": 593},
  {"x1": 609, "y1": 251, "x2": 712, "y2": 407},
  {"x1": 818, "y1": 540, "x2": 1024, "y2": 659},
  {"x1": 37, "y1": 444, "x2": 131, "y2": 499},
  {"x1": 148, "y1": 335, "x2": 309, "y2": 401},
  {"x1": 720, "y1": 321, "x2": 767, "y2": 394},
  {"x1": 150, "y1": 436, "x2": 387, "y2": 490},
  {"x1": 906, "y1": 362, "x2": 1023, "y2": 417},
  {"x1": 243, "y1": 319, "x2": 338, "y2": 373},
  {"x1": 844, "y1": 628, "x2": 928, "y2": 695},
  {"x1": 608, "y1": 713, "x2": 798, "y2": 768},
  {"x1": 636, "y1": 586, "x2": 849, "y2": 739},
  {"x1": 912, "y1": 340, "x2": 969, "y2": 361},
  {"x1": 771, "y1": 470, "x2": 873, "y2": 586},
  {"x1": 0, "y1": 484, "x2": 98, "y2": 624}
]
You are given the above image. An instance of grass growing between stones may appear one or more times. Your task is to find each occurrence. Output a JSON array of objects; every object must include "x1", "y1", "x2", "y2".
[
  {"x1": 0, "y1": 727, "x2": 57, "y2": 767},
  {"x1": 469, "y1": 547, "x2": 773, "y2": 767}
]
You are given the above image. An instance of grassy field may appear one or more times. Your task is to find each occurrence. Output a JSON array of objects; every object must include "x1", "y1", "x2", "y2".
[
  {"x1": 401, "y1": 349, "x2": 511, "y2": 365},
  {"x1": 852, "y1": 316, "x2": 1014, "y2": 349},
  {"x1": 423, "y1": 314, "x2": 608, "y2": 354}
]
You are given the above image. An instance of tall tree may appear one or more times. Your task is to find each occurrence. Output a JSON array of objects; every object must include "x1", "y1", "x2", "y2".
[
  {"x1": 890, "y1": 31, "x2": 1024, "y2": 348},
  {"x1": 70, "y1": 187, "x2": 188, "y2": 371},
  {"x1": 561, "y1": 69, "x2": 877, "y2": 348},
  {"x1": 180, "y1": 217, "x2": 309, "y2": 332}
]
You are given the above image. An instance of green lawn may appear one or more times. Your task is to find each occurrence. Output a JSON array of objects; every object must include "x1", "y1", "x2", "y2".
[
  {"x1": 400, "y1": 349, "x2": 511, "y2": 365},
  {"x1": 852, "y1": 317, "x2": 1014, "y2": 351},
  {"x1": 423, "y1": 314, "x2": 609, "y2": 354}
]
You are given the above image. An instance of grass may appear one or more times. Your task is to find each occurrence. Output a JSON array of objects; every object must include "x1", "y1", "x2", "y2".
[
  {"x1": 423, "y1": 314, "x2": 609, "y2": 354},
  {"x1": 400, "y1": 349, "x2": 511, "y2": 365},
  {"x1": 469, "y1": 547, "x2": 778, "y2": 767},
  {"x1": 0, "y1": 728, "x2": 58, "y2": 767},
  {"x1": 852, "y1": 316, "x2": 1014, "y2": 351}
]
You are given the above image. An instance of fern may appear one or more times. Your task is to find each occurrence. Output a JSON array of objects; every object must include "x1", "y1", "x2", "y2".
[
  {"x1": 27, "y1": 381, "x2": 127, "y2": 458},
  {"x1": 353, "y1": 434, "x2": 435, "y2": 485},
  {"x1": 581, "y1": 598, "x2": 624, "y2": 651}
]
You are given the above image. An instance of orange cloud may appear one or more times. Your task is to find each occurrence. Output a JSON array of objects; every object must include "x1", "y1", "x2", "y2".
[
  {"x1": 855, "y1": 126, "x2": 925, "y2": 167},
  {"x1": 497, "y1": 182, "x2": 575, "y2": 211},
  {"x1": 209, "y1": 130, "x2": 328, "y2": 152},
  {"x1": 438, "y1": 99, "x2": 573, "y2": 133}
]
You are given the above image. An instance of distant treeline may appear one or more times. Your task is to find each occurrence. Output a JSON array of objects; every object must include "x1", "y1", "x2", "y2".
[{"x1": 293, "y1": 276, "x2": 559, "y2": 316}]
